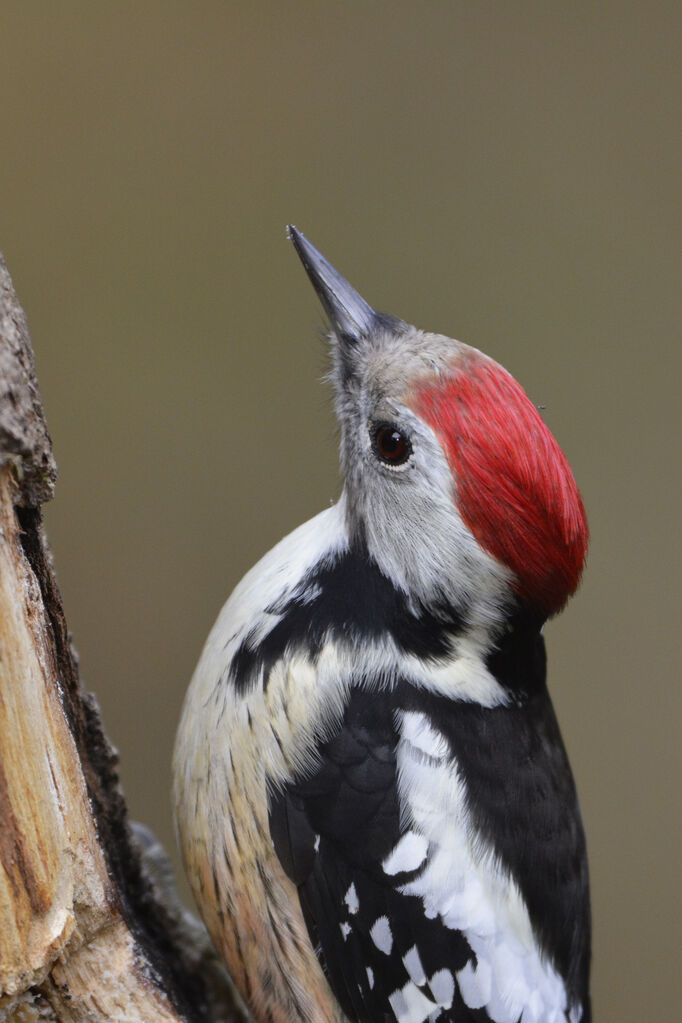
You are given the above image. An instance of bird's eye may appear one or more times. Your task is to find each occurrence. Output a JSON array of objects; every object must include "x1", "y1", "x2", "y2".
[{"x1": 372, "y1": 423, "x2": 412, "y2": 467}]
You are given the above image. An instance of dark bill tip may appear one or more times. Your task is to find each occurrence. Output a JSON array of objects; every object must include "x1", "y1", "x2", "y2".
[{"x1": 287, "y1": 225, "x2": 377, "y2": 343}]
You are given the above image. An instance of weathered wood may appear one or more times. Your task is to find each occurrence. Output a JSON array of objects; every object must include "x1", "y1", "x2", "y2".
[{"x1": 0, "y1": 252, "x2": 241, "y2": 1023}]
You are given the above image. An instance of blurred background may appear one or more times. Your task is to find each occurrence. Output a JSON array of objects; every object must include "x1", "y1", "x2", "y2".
[{"x1": 1, "y1": 3, "x2": 679, "y2": 1019}]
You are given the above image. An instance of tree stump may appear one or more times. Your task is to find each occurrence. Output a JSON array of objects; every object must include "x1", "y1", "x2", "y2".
[{"x1": 0, "y1": 252, "x2": 243, "y2": 1023}]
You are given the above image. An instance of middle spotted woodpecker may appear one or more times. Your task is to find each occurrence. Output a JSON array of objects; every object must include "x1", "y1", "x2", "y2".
[{"x1": 173, "y1": 228, "x2": 591, "y2": 1023}]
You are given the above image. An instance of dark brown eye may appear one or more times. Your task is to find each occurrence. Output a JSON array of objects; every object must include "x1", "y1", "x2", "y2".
[{"x1": 373, "y1": 424, "x2": 412, "y2": 466}]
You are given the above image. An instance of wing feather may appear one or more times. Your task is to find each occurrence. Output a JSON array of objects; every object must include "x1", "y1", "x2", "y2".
[{"x1": 268, "y1": 687, "x2": 477, "y2": 1023}]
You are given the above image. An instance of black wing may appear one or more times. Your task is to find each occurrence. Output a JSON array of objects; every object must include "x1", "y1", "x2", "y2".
[{"x1": 268, "y1": 686, "x2": 481, "y2": 1023}]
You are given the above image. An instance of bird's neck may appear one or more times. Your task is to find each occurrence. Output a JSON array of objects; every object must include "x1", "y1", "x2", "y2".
[
  {"x1": 285, "y1": 502, "x2": 543, "y2": 707},
  {"x1": 484, "y1": 604, "x2": 548, "y2": 702}
]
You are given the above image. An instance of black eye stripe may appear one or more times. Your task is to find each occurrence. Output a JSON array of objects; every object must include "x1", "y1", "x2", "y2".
[{"x1": 372, "y1": 423, "x2": 412, "y2": 467}]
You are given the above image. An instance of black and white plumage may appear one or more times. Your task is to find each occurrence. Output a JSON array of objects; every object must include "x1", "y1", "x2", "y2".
[{"x1": 173, "y1": 229, "x2": 591, "y2": 1023}]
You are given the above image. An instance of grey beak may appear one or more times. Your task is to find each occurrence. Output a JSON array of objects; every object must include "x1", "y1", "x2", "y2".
[{"x1": 288, "y1": 225, "x2": 377, "y2": 343}]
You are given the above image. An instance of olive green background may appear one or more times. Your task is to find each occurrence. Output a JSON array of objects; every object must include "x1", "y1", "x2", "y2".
[{"x1": 1, "y1": 4, "x2": 679, "y2": 1019}]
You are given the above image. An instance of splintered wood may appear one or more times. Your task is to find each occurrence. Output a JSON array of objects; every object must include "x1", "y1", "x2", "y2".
[
  {"x1": 0, "y1": 469, "x2": 110, "y2": 994},
  {"x1": 0, "y1": 251, "x2": 234, "y2": 1022},
  {"x1": 0, "y1": 468, "x2": 179, "y2": 1021}
]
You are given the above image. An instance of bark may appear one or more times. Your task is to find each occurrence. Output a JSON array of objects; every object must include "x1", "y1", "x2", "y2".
[{"x1": 0, "y1": 253, "x2": 244, "y2": 1023}]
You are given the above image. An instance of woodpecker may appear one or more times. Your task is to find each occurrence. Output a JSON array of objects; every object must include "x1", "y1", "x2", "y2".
[{"x1": 173, "y1": 228, "x2": 591, "y2": 1023}]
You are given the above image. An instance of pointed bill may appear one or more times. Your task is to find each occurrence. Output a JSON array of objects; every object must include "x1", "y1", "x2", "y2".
[{"x1": 288, "y1": 225, "x2": 376, "y2": 343}]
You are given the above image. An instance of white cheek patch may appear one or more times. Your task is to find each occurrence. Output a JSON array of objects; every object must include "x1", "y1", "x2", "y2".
[
  {"x1": 395, "y1": 711, "x2": 578, "y2": 1023},
  {"x1": 354, "y1": 409, "x2": 515, "y2": 632}
]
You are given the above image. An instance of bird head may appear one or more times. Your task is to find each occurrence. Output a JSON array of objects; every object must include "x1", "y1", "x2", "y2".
[{"x1": 289, "y1": 227, "x2": 588, "y2": 627}]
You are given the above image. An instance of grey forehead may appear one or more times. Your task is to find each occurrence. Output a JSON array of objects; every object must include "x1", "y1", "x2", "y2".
[{"x1": 339, "y1": 325, "x2": 469, "y2": 400}]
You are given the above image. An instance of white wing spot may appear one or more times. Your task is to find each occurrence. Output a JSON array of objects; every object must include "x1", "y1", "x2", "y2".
[
  {"x1": 389, "y1": 989, "x2": 408, "y2": 1020},
  {"x1": 313, "y1": 834, "x2": 320, "y2": 852},
  {"x1": 344, "y1": 882, "x2": 359, "y2": 914},
  {"x1": 457, "y1": 957, "x2": 492, "y2": 1010},
  {"x1": 366, "y1": 966, "x2": 375, "y2": 990},
  {"x1": 403, "y1": 944, "x2": 426, "y2": 985},
  {"x1": 429, "y1": 969, "x2": 455, "y2": 1009},
  {"x1": 383, "y1": 832, "x2": 429, "y2": 875},
  {"x1": 390, "y1": 981, "x2": 438, "y2": 1023},
  {"x1": 340, "y1": 921, "x2": 351, "y2": 940},
  {"x1": 370, "y1": 915, "x2": 393, "y2": 955}
]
